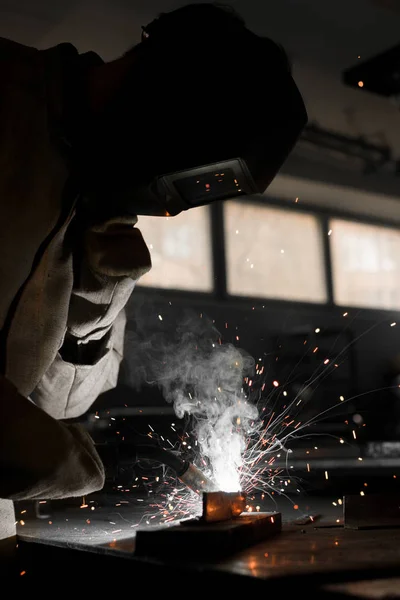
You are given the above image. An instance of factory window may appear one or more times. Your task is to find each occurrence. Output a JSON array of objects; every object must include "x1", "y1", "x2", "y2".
[
  {"x1": 136, "y1": 205, "x2": 213, "y2": 292},
  {"x1": 330, "y1": 218, "x2": 400, "y2": 310},
  {"x1": 224, "y1": 201, "x2": 327, "y2": 303}
]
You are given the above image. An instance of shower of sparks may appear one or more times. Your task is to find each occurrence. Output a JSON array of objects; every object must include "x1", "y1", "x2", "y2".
[{"x1": 82, "y1": 310, "x2": 400, "y2": 533}]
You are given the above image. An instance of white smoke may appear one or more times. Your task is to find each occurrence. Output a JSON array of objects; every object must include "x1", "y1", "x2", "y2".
[{"x1": 126, "y1": 310, "x2": 259, "y2": 492}]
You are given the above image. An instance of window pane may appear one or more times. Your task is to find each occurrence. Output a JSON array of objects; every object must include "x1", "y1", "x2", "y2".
[
  {"x1": 330, "y1": 218, "x2": 400, "y2": 310},
  {"x1": 224, "y1": 201, "x2": 327, "y2": 302},
  {"x1": 136, "y1": 206, "x2": 213, "y2": 292}
]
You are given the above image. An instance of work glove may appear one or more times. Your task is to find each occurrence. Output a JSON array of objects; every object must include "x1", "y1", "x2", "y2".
[
  {"x1": 59, "y1": 215, "x2": 152, "y2": 365},
  {"x1": 84, "y1": 216, "x2": 152, "y2": 280}
]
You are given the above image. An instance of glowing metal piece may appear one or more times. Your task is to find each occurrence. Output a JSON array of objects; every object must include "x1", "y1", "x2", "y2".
[{"x1": 201, "y1": 491, "x2": 247, "y2": 523}]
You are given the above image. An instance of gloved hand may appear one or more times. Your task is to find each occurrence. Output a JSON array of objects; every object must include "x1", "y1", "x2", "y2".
[
  {"x1": 59, "y1": 214, "x2": 152, "y2": 365},
  {"x1": 84, "y1": 216, "x2": 152, "y2": 280}
]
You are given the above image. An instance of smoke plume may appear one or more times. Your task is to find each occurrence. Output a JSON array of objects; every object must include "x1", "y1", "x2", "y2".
[{"x1": 126, "y1": 310, "x2": 259, "y2": 492}]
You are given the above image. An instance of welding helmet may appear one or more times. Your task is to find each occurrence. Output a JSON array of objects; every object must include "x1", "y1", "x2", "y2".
[{"x1": 80, "y1": 9, "x2": 307, "y2": 219}]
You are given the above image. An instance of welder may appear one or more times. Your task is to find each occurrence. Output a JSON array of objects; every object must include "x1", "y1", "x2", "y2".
[{"x1": 0, "y1": 2, "x2": 307, "y2": 568}]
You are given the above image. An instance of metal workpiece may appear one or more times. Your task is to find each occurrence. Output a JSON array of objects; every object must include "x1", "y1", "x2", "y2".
[
  {"x1": 134, "y1": 512, "x2": 282, "y2": 559},
  {"x1": 201, "y1": 491, "x2": 247, "y2": 523}
]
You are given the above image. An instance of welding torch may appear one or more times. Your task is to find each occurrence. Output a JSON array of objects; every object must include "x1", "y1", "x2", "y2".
[{"x1": 95, "y1": 441, "x2": 217, "y2": 494}]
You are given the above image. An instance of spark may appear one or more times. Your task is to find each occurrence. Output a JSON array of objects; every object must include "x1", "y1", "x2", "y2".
[
  {"x1": 391, "y1": 322, "x2": 396, "y2": 327},
  {"x1": 119, "y1": 314, "x2": 395, "y2": 529},
  {"x1": 158, "y1": 315, "x2": 163, "y2": 321}
]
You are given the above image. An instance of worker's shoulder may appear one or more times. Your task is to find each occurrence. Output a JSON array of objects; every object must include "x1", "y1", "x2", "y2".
[
  {"x1": 0, "y1": 37, "x2": 101, "y2": 70},
  {"x1": 0, "y1": 36, "x2": 38, "y2": 60},
  {"x1": 0, "y1": 36, "x2": 82, "y2": 64},
  {"x1": 0, "y1": 37, "x2": 79, "y2": 79}
]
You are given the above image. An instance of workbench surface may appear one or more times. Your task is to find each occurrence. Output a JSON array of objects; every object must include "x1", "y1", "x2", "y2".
[{"x1": 14, "y1": 494, "x2": 400, "y2": 596}]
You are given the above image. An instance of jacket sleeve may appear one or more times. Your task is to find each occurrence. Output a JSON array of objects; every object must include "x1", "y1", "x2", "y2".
[
  {"x1": 0, "y1": 376, "x2": 105, "y2": 501},
  {"x1": 32, "y1": 261, "x2": 135, "y2": 419}
]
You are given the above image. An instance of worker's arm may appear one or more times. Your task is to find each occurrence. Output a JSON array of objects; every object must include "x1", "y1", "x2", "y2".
[
  {"x1": 0, "y1": 375, "x2": 105, "y2": 500},
  {"x1": 32, "y1": 216, "x2": 150, "y2": 417},
  {"x1": 32, "y1": 262, "x2": 135, "y2": 416}
]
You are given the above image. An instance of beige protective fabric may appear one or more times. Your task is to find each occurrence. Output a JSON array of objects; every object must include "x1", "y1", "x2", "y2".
[{"x1": 0, "y1": 37, "x2": 138, "y2": 549}]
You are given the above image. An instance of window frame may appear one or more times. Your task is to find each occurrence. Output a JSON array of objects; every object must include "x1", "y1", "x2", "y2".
[
  {"x1": 134, "y1": 204, "x2": 215, "y2": 295},
  {"x1": 135, "y1": 193, "x2": 400, "y2": 319},
  {"x1": 328, "y1": 214, "x2": 400, "y2": 312},
  {"x1": 222, "y1": 198, "x2": 330, "y2": 305}
]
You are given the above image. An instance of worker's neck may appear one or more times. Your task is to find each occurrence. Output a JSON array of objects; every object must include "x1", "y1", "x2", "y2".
[{"x1": 86, "y1": 53, "x2": 136, "y2": 115}]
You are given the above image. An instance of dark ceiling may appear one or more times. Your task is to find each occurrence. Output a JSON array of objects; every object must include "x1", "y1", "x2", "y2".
[{"x1": 0, "y1": 0, "x2": 399, "y2": 72}]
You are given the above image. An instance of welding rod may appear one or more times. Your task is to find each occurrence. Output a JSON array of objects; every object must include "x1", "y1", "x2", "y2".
[
  {"x1": 96, "y1": 441, "x2": 217, "y2": 494},
  {"x1": 135, "y1": 445, "x2": 217, "y2": 494}
]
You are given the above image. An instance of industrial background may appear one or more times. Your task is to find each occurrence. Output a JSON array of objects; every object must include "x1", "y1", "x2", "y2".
[{"x1": 4, "y1": 0, "x2": 400, "y2": 592}]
